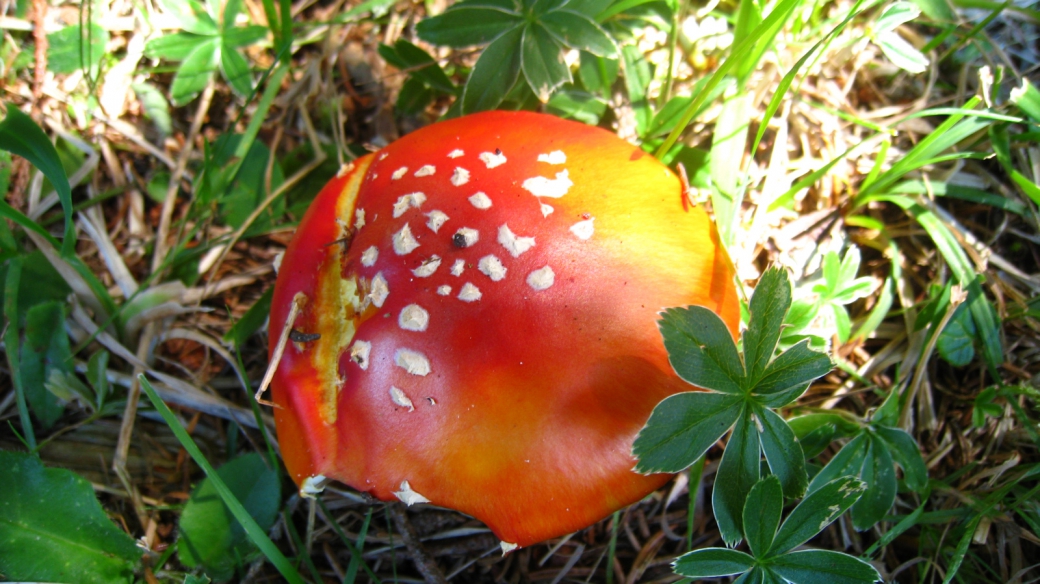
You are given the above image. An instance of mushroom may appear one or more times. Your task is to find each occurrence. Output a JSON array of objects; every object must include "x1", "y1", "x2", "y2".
[{"x1": 269, "y1": 111, "x2": 739, "y2": 548}]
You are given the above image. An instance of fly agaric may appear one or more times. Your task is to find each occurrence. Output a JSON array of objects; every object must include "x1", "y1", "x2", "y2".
[{"x1": 268, "y1": 110, "x2": 739, "y2": 549}]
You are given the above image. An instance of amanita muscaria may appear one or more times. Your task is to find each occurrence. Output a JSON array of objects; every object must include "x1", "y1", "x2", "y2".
[{"x1": 269, "y1": 110, "x2": 739, "y2": 549}]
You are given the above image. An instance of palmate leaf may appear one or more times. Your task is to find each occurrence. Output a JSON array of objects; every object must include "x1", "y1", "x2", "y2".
[
  {"x1": 521, "y1": 23, "x2": 571, "y2": 102},
  {"x1": 714, "y1": 408, "x2": 760, "y2": 546},
  {"x1": 743, "y1": 475, "x2": 783, "y2": 557},
  {"x1": 0, "y1": 451, "x2": 141, "y2": 583},
  {"x1": 170, "y1": 37, "x2": 220, "y2": 106},
  {"x1": 850, "y1": 436, "x2": 897, "y2": 531},
  {"x1": 673, "y1": 548, "x2": 755, "y2": 578},
  {"x1": 755, "y1": 339, "x2": 832, "y2": 407},
  {"x1": 462, "y1": 26, "x2": 523, "y2": 112},
  {"x1": 770, "y1": 477, "x2": 867, "y2": 555},
  {"x1": 416, "y1": 2, "x2": 522, "y2": 47},
  {"x1": 874, "y1": 426, "x2": 928, "y2": 491},
  {"x1": 744, "y1": 268, "x2": 791, "y2": 383},
  {"x1": 633, "y1": 392, "x2": 743, "y2": 474},
  {"x1": 755, "y1": 405, "x2": 807, "y2": 498},
  {"x1": 770, "y1": 550, "x2": 881, "y2": 584},
  {"x1": 658, "y1": 306, "x2": 744, "y2": 394},
  {"x1": 539, "y1": 10, "x2": 617, "y2": 56}
]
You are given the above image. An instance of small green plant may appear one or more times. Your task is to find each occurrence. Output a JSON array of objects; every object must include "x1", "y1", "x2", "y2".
[
  {"x1": 144, "y1": 0, "x2": 269, "y2": 105},
  {"x1": 674, "y1": 475, "x2": 881, "y2": 583},
  {"x1": 634, "y1": 267, "x2": 833, "y2": 545},
  {"x1": 416, "y1": 0, "x2": 617, "y2": 113},
  {"x1": 784, "y1": 246, "x2": 877, "y2": 346}
]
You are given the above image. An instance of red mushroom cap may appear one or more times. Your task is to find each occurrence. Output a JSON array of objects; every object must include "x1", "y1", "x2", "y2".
[{"x1": 269, "y1": 111, "x2": 739, "y2": 548}]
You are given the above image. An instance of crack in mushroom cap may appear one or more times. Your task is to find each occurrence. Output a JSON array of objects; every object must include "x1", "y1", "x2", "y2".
[{"x1": 268, "y1": 111, "x2": 740, "y2": 548}]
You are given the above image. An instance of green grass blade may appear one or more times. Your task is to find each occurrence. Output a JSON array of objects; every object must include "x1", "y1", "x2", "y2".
[
  {"x1": 138, "y1": 375, "x2": 306, "y2": 584},
  {"x1": 4, "y1": 257, "x2": 35, "y2": 450}
]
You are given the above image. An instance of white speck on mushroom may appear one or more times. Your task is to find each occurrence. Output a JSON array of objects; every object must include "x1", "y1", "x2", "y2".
[
  {"x1": 272, "y1": 251, "x2": 284, "y2": 274},
  {"x1": 414, "y1": 164, "x2": 436, "y2": 177},
  {"x1": 361, "y1": 246, "x2": 379, "y2": 267},
  {"x1": 300, "y1": 475, "x2": 327, "y2": 498},
  {"x1": 426, "y1": 210, "x2": 449, "y2": 233},
  {"x1": 393, "y1": 192, "x2": 427, "y2": 218},
  {"x1": 451, "y1": 259, "x2": 465, "y2": 276},
  {"x1": 399, "y1": 304, "x2": 430, "y2": 332},
  {"x1": 500, "y1": 542, "x2": 519, "y2": 555},
  {"x1": 448, "y1": 149, "x2": 464, "y2": 158},
  {"x1": 394, "y1": 480, "x2": 430, "y2": 505},
  {"x1": 498, "y1": 224, "x2": 536, "y2": 257},
  {"x1": 412, "y1": 255, "x2": 441, "y2": 277},
  {"x1": 450, "y1": 167, "x2": 470, "y2": 186},
  {"x1": 389, "y1": 386, "x2": 415, "y2": 411},
  {"x1": 355, "y1": 208, "x2": 366, "y2": 229},
  {"x1": 336, "y1": 162, "x2": 355, "y2": 177},
  {"x1": 522, "y1": 169, "x2": 572, "y2": 198},
  {"x1": 453, "y1": 227, "x2": 479, "y2": 248},
  {"x1": 458, "y1": 282, "x2": 482, "y2": 302},
  {"x1": 479, "y1": 151, "x2": 507, "y2": 168},
  {"x1": 393, "y1": 223, "x2": 420, "y2": 255},
  {"x1": 570, "y1": 217, "x2": 595, "y2": 240},
  {"x1": 478, "y1": 255, "x2": 507, "y2": 281},
  {"x1": 370, "y1": 273, "x2": 389, "y2": 307},
  {"x1": 350, "y1": 340, "x2": 372, "y2": 370},
  {"x1": 437, "y1": 285, "x2": 452, "y2": 295},
  {"x1": 540, "y1": 203, "x2": 554, "y2": 217},
  {"x1": 378, "y1": 152, "x2": 389, "y2": 160},
  {"x1": 527, "y1": 266, "x2": 555, "y2": 291},
  {"x1": 537, "y1": 150, "x2": 566, "y2": 164},
  {"x1": 469, "y1": 192, "x2": 492, "y2": 209},
  {"x1": 392, "y1": 166, "x2": 408, "y2": 180},
  {"x1": 395, "y1": 348, "x2": 431, "y2": 376}
]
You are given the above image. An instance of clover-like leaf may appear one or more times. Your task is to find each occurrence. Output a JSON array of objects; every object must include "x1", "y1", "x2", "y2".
[
  {"x1": 416, "y1": 2, "x2": 522, "y2": 47},
  {"x1": 521, "y1": 22, "x2": 572, "y2": 102},
  {"x1": 658, "y1": 306, "x2": 744, "y2": 394},
  {"x1": 770, "y1": 476, "x2": 867, "y2": 555},
  {"x1": 170, "y1": 37, "x2": 220, "y2": 106},
  {"x1": 755, "y1": 404, "x2": 807, "y2": 498},
  {"x1": 850, "y1": 436, "x2": 897, "y2": 530},
  {"x1": 807, "y1": 433, "x2": 870, "y2": 494},
  {"x1": 755, "y1": 339, "x2": 832, "y2": 407},
  {"x1": 874, "y1": 426, "x2": 928, "y2": 491},
  {"x1": 770, "y1": 549, "x2": 881, "y2": 583},
  {"x1": 744, "y1": 267, "x2": 792, "y2": 383},
  {"x1": 633, "y1": 392, "x2": 743, "y2": 474},
  {"x1": 461, "y1": 26, "x2": 523, "y2": 112},
  {"x1": 713, "y1": 408, "x2": 760, "y2": 546},
  {"x1": 743, "y1": 475, "x2": 783, "y2": 557},
  {"x1": 539, "y1": 10, "x2": 617, "y2": 56},
  {"x1": 673, "y1": 548, "x2": 755, "y2": 579}
]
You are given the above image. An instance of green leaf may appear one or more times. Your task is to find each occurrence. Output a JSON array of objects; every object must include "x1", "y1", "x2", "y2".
[
  {"x1": 874, "y1": 1, "x2": 921, "y2": 33},
  {"x1": 380, "y1": 40, "x2": 455, "y2": 93},
  {"x1": 874, "y1": 426, "x2": 928, "y2": 491},
  {"x1": 577, "y1": 52, "x2": 618, "y2": 95},
  {"x1": 769, "y1": 550, "x2": 881, "y2": 583},
  {"x1": 0, "y1": 107, "x2": 75, "y2": 256},
  {"x1": 632, "y1": 392, "x2": 743, "y2": 474},
  {"x1": 521, "y1": 23, "x2": 571, "y2": 102},
  {"x1": 140, "y1": 376, "x2": 305, "y2": 584},
  {"x1": 157, "y1": 0, "x2": 219, "y2": 35},
  {"x1": 20, "y1": 301, "x2": 71, "y2": 428},
  {"x1": 936, "y1": 303, "x2": 976, "y2": 366},
  {"x1": 755, "y1": 340, "x2": 832, "y2": 406},
  {"x1": 396, "y1": 75, "x2": 436, "y2": 114},
  {"x1": 47, "y1": 23, "x2": 109, "y2": 74},
  {"x1": 755, "y1": 405, "x2": 807, "y2": 498},
  {"x1": 225, "y1": 287, "x2": 274, "y2": 347},
  {"x1": 770, "y1": 476, "x2": 867, "y2": 555},
  {"x1": 222, "y1": 25, "x2": 269, "y2": 49},
  {"x1": 416, "y1": 5, "x2": 523, "y2": 47},
  {"x1": 540, "y1": 10, "x2": 617, "y2": 56},
  {"x1": 145, "y1": 32, "x2": 205, "y2": 61},
  {"x1": 171, "y1": 37, "x2": 221, "y2": 106},
  {"x1": 850, "y1": 436, "x2": 897, "y2": 531},
  {"x1": 132, "y1": 81, "x2": 173, "y2": 136},
  {"x1": 462, "y1": 26, "x2": 524, "y2": 113},
  {"x1": 0, "y1": 451, "x2": 141, "y2": 582},
  {"x1": 620, "y1": 44, "x2": 652, "y2": 136},
  {"x1": 211, "y1": 134, "x2": 285, "y2": 230},
  {"x1": 546, "y1": 88, "x2": 607, "y2": 124},
  {"x1": 743, "y1": 475, "x2": 783, "y2": 558},
  {"x1": 744, "y1": 267, "x2": 791, "y2": 384},
  {"x1": 87, "y1": 350, "x2": 111, "y2": 410},
  {"x1": 220, "y1": 44, "x2": 254, "y2": 97},
  {"x1": 658, "y1": 306, "x2": 743, "y2": 394},
  {"x1": 876, "y1": 30, "x2": 928, "y2": 74},
  {"x1": 807, "y1": 433, "x2": 870, "y2": 494},
  {"x1": 178, "y1": 452, "x2": 281, "y2": 580},
  {"x1": 714, "y1": 408, "x2": 760, "y2": 546},
  {"x1": 708, "y1": 93, "x2": 751, "y2": 245},
  {"x1": 673, "y1": 548, "x2": 755, "y2": 578}
]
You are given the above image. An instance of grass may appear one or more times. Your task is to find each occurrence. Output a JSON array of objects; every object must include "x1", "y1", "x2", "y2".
[{"x1": 0, "y1": 0, "x2": 1039, "y2": 581}]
